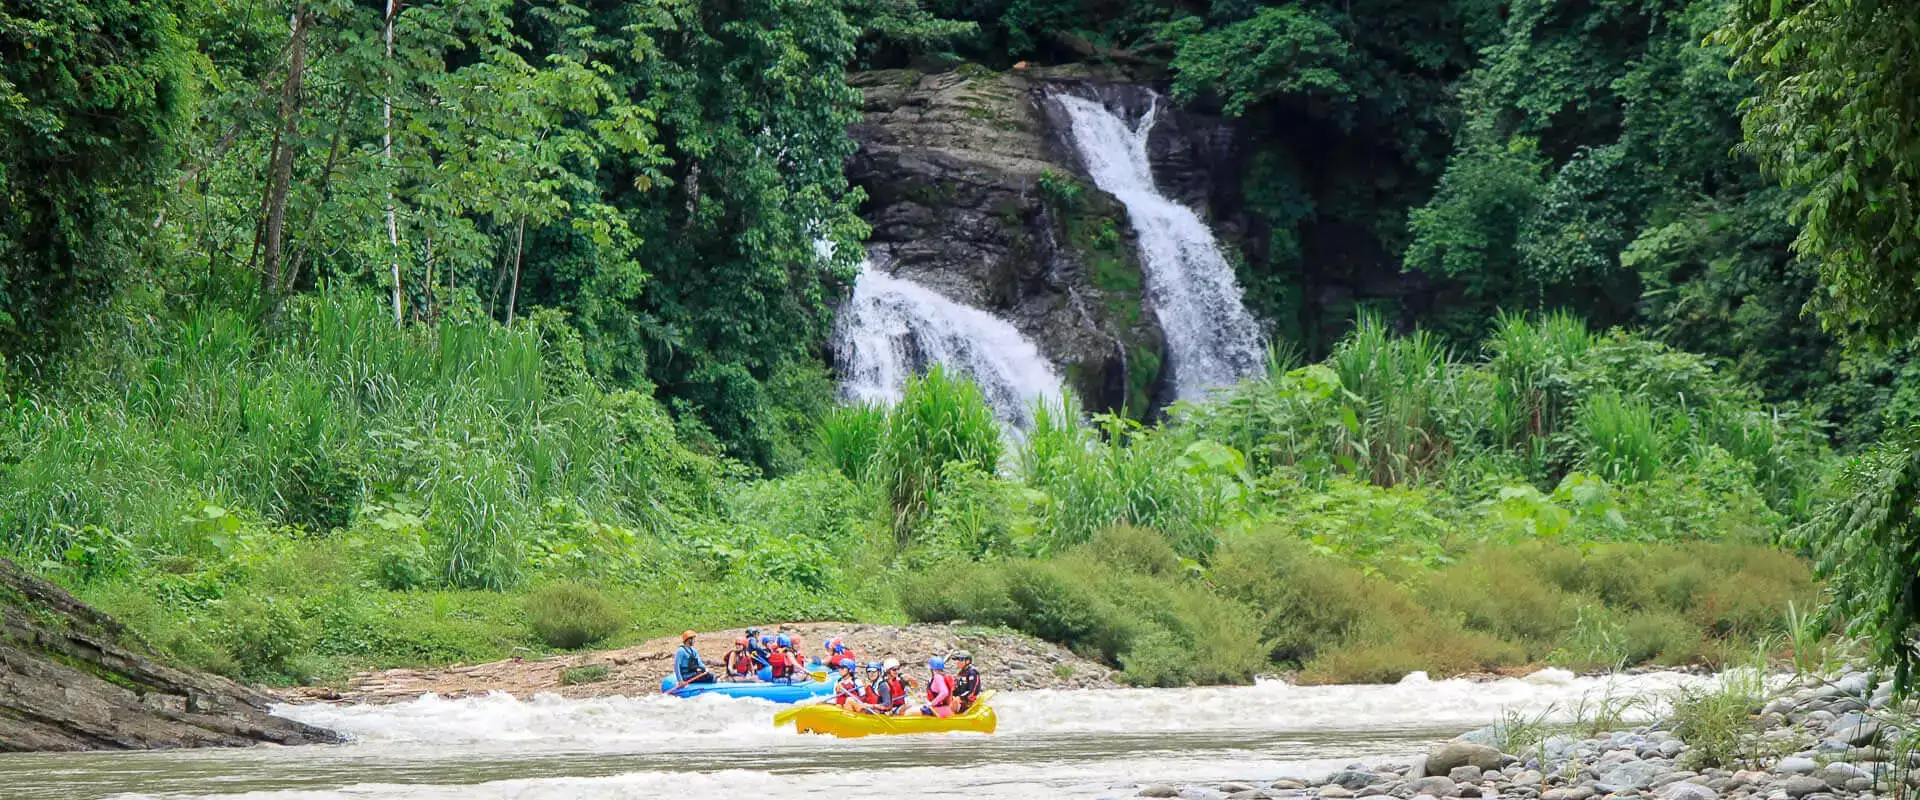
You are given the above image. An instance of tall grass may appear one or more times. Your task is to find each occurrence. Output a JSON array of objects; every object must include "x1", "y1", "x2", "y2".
[
  {"x1": 876, "y1": 366, "x2": 1003, "y2": 542},
  {"x1": 0, "y1": 292, "x2": 718, "y2": 589},
  {"x1": 816, "y1": 403, "x2": 887, "y2": 482},
  {"x1": 1576, "y1": 391, "x2": 1666, "y2": 483}
]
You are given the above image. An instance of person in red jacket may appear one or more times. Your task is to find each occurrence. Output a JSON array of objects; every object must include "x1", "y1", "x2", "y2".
[
  {"x1": 830, "y1": 661, "x2": 871, "y2": 711},
  {"x1": 767, "y1": 634, "x2": 798, "y2": 681},
  {"x1": 874, "y1": 659, "x2": 909, "y2": 715},
  {"x1": 722, "y1": 637, "x2": 757, "y2": 680}
]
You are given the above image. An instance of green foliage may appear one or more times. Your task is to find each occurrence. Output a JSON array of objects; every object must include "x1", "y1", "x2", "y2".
[
  {"x1": 1036, "y1": 169, "x2": 1084, "y2": 209},
  {"x1": 1794, "y1": 433, "x2": 1920, "y2": 691},
  {"x1": 1165, "y1": 6, "x2": 1356, "y2": 117},
  {"x1": 560, "y1": 664, "x2": 610, "y2": 685},
  {"x1": 524, "y1": 583, "x2": 627, "y2": 650},
  {"x1": 1670, "y1": 663, "x2": 1771, "y2": 768},
  {"x1": 877, "y1": 366, "x2": 1004, "y2": 539},
  {"x1": 817, "y1": 404, "x2": 888, "y2": 483},
  {"x1": 1717, "y1": 0, "x2": 1920, "y2": 345},
  {"x1": 0, "y1": 0, "x2": 196, "y2": 356}
]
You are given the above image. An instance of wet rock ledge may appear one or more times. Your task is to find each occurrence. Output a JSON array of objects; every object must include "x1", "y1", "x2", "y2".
[
  {"x1": 0, "y1": 558, "x2": 339, "y2": 751},
  {"x1": 1132, "y1": 669, "x2": 1910, "y2": 800}
]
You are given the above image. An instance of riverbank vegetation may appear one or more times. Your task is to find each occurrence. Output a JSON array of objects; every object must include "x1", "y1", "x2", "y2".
[{"x1": 4, "y1": 0, "x2": 1916, "y2": 689}]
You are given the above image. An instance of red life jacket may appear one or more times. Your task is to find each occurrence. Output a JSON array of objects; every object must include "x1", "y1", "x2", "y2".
[
  {"x1": 832, "y1": 674, "x2": 859, "y2": 705},
  {"x1": 724, "y1": 649, "x2": 754, "y2": 676},
  {"x1": 858, "y1": 681, "x2": 880, "y2": 704},
  {"x1": 882, "y1": 674, "x2": 907, "y2": 709},
  {"x1": 928, "y1": 671, "x2": 955, "y2": 706},
  {"x1": 769, "y1": 651, "x2": 794, "y2": 680}
]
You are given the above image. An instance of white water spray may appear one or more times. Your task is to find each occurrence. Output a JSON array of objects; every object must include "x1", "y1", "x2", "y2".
[
  {"x1": 1053, "y1": 92, "x2": 1265, "y2": 401},
  {"x1": 833, "y1": 261, "x2": 1064, "y2": 429}
]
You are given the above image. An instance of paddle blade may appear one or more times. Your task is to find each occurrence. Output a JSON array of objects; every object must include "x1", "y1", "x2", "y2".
[{"x1": 773, "y1": 706, "x2": 804, "y2": 727}]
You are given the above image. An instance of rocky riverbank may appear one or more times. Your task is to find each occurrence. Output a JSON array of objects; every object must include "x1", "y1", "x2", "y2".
[
  {"x1": 0, "y1": 558, "x2": 339, "y2": 751},
  {"x1": 1126, "y1": 669, "x2": 1910, "y2": 800},
  {"x1": 279, "y1": 621, "x2": 1120, "y2": 704}
]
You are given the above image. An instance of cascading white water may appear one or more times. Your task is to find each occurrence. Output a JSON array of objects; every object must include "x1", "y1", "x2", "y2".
[
  {"x1": 834, "y1": 261, "x2": 1064, "y2": 429},
  {"x1": 1053, "y1": 93, "x2": 1265, "y2": 402}
]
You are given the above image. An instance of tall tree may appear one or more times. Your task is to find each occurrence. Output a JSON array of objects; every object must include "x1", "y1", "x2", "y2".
[
  {"x1": 0, "y1": 0, "x2": 198, "y2": 357},
  {"x1": 1718, "y1": 0, "x2": 1920, "y2": 346}
]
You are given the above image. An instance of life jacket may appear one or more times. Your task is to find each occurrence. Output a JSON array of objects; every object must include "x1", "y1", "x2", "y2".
[
  {"x1": 724, "y1": 648, "x2": 754, "y2": 676},
  {"x1": 833, "y1": 674, "x2": 859, "y2": 705},
  {"x1": 768, "y1": 651, "x2": 794, "y2": 680},
  {"x1": 858, "y1": 679, "x2": 880, "y2": 704},
  {"x1": 928, "y1": 671, "x2": 955, "y2": 706},
  {"x1": 952, "y1": 666, "x2": 982, "y2": 711},
  {"x1": 881, "y1": 674, "x2": 907, "y2": 709}
]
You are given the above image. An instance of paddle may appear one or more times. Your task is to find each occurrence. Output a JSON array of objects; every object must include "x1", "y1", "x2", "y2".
[
  {"x1": 666, "y1": 668, "x2": 714, "y2": 695},
  {"x1": 772, "y1": 693, "x2": 836, "y2": 726}
]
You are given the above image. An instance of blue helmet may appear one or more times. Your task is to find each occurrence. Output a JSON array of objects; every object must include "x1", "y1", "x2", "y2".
[
  {"x1": 866, "y1": 661, "x2": 882, "y2": 671},
  {"x1": 928, "y1": 657, "x2": 946, "y2": 671},
  {"x1": 759, "y1": 636, "x2": 773, "y2": 645},
  {"x1": 776, "y1": 634, "x2": 792, "y2": 647}
]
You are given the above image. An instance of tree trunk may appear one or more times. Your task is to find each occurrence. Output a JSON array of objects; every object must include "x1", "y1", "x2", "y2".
[
  {"x1": 423, "y1": 234, "x2": 436, "y2": 323},
  {"x1": 262, "y1": 8, "x2": 311, "y2": 317},
  {"x1": 384, "y1": 0, "x2": 402, "y2": 326},
  {"x1": 505, "y1": 217, "x2": 527, "y2": 325}
]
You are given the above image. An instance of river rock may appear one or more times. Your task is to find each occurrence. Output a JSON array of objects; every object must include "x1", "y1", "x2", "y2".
[
  {"x1": 1543, "y1": 786, "x2": 1596, "y2": 800},
  {"x1": 1601, "y1": 760, "x2": 1673, "y2": 790},
  {"x1": 1511, "y1": 771, "x2": 1545, "y2": 787},
  {"x1": 1328, "y1": 771, "x2": 1392, "y2": 790},
  {"x1": 1411, "y1": 777, "x2": 1457, "y2": 797},
  {"x1": 1141, "y1": 785, "x2": 1181, "y2": 798},
  {"x1": 1827, "y1": 713, "x2": 1883, "y2": 746},
  {"x1": 1221, "y1": 784, "x2": 1257, "y2": 794},
  {"x1": 0, "y1": 558, "x2": 339, "y2": 752},
  {"x1": 1834, "y1": 673, "x2": 1872, "y2": 697},
  {"x1": 1777, "y1": 758, "x2": 1819, "y2": 775},
  {"x1": 1429, "y1": 742, "x2": 1506, "y2": 776},
  {"x1": 1665, "y1": 782, "x2": 1716, "y2": 800},
  {"x1": 1782, "y1": 777, "x2": 1828, "y2": 799},
  {"x1": 1321, "y1": 787, "x2": 1357, "y2": 799},
  {"x1": 1450, "y1": 767, "x2": 1485, "y2": 784},
  {"x1": 1273, "y1": 781, "x2": 1309, "y2": 790},
  {"x1": 1660, "y1": 740, "x2": 1687, "y2": 759}
]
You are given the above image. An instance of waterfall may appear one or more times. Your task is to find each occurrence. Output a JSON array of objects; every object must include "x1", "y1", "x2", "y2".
[
  {"x1": 1052, "y1": 92, "x2": 1264, "y2": 402},
  {"x1": 833, "y1": 261, "x2": 1064, "y2": 430}
]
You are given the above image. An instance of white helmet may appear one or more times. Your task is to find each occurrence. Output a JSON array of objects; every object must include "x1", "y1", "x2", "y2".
[{"x1": 883, "y1": 659, "x2": 900, "y2": 671}]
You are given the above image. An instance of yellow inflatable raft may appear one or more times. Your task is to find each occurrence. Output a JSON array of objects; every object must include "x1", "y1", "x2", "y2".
[{"x1": 775, "y1": 697, "x2": 997, "y2": 738}]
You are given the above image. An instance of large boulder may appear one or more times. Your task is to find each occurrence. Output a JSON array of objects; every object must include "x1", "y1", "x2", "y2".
[
  {"x1": 1426, "y1": 742, "x2": 1504, "y2": 777},
  {"x1": 0, "y1": 558, "x2": 340, "y2": 751}
]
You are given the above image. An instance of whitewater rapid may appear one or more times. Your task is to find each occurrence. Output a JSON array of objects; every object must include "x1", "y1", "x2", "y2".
[{"x1": 0, "y1": 670, "x2": 1713, "y2": 800}]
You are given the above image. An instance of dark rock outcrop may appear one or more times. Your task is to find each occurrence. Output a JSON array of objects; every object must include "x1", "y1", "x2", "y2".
[
  {"x1": 0, "y1": 558, "x2": 340, "y2": 751},
  {"x1": 848, "y1": 66, "x2": 1169, "y2": 414}
]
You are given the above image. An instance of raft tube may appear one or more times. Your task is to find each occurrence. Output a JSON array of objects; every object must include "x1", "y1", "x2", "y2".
[
  {"x1": 779, "y1": 701, "x2": 998, "y2": 738},
  {"x1": 659, "y1": 676, "x2": 835, "y2": 704}
]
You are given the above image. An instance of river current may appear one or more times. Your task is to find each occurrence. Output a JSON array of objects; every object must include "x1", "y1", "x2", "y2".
[{"x1": 0, "y1": 670, "x2": 1704, "y2": 800}]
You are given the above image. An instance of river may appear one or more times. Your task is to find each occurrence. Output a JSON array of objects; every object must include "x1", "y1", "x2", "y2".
[{"x1": 0, "y1": 670, "x2": 1703, "y2": 800}]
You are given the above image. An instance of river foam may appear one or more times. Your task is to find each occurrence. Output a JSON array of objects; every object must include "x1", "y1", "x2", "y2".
[{"x1": 0, "y1": 671, "x2": 1715, "y2": 800}]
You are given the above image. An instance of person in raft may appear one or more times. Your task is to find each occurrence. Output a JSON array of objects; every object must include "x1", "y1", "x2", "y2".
[
  {"x1": 950, "y1": 650, "x2": 983, "y2": 713},
  {"x1": 745, "y1": 628, "x2": 771, "y2": 670},
  {"x1": 672, "y1": 630, "x2": 714, "y2": 688},
  {"x1": 901, "y1": 657, "x2": 958, "y2": 717},
  {"x1": 722, "y1": 637, "x2": 757, "y2": 680},
  {"x1": 830, "y1": 660, "x2": 873, "y2": 712},
  {"x1": 767, "y1": 634, "x2": 801, "y2": 682},
  {"x1": 873, "y1": 659, "x2": 910, "y2": 715}
]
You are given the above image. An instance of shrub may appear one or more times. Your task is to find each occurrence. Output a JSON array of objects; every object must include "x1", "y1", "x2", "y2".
[
  {"x1": 219, "y1": 595, "x2": 313, "y2": 682},
  {"x1": 560, "y1": 664, "x2": 611, "y2": 685},
  {"x1": 1210, "y1": 526, "x2": 1427, "y2": 664},
  {"x1": 878, "y1": 367, "x2": 1004, "y2": 541},
  {"x1": 816, "y1": 403, "x2": 887, "y2": 483},
  {"x1": 1670, "y1": 666, "x2": 1771, "y2": 767},
  {"x1": 1087, "y1": 525, "x2": 1181, "y2": 577},
  {"x1": 1300, "y1": 623, "x2": 1524, "y2": 685},
  {"x1": 1421, "y1": 546, "x2": 1577, "y2": 648},
  {"x1": 525, "y1": 583, "x2": 627, "y2": 650}
]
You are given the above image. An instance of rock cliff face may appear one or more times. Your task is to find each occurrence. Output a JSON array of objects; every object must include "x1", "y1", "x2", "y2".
[
  {"x1": 846, "y1": 65, "x2": 1247, "y2": 415},
  {"x1": 0, "y1": 558, "x2": 340, "y2": 751}
]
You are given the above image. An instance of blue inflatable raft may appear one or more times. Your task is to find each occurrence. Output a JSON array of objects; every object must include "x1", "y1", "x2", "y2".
[{"x1": 659, "y1": 675, "x2": 835, "y2": 703}]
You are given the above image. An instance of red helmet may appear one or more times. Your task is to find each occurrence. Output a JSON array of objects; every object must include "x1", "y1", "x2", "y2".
[{"x1": 734, "y1": 637, "x2": 748, "y2": 646}]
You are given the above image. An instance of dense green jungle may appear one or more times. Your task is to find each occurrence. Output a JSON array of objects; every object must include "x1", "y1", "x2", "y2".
[{"x1": 3, "y1": 0, "x2": 1919, "y2": 690}]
